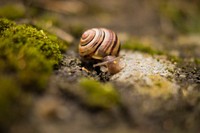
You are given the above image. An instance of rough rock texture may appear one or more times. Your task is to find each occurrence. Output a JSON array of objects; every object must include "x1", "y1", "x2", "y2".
[
  {"x1": 112, "y1": 50, "x2": 175, "y2": 82},
  {"x1": 111, "y1": 50, "x2": 179, "y2": 97}
]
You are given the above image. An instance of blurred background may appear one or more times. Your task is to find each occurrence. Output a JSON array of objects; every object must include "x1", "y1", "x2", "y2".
[{"x1": 1, "y1": 0, "x2": 200, "y2": 37}]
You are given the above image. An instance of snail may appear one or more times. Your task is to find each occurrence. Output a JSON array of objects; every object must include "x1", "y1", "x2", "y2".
[{"x1": 79, "y1": 28, "x2": 123, "y2": 74}]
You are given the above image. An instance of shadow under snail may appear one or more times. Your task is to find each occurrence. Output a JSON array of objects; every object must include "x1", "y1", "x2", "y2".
[{"x1": 79, "y1": 28, "x2": 123, "y2": 74}]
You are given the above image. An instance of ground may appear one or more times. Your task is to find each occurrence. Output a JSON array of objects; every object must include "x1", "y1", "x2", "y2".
[{"x1": 0, "y1": 0, "x2": 200, "y2": 133}]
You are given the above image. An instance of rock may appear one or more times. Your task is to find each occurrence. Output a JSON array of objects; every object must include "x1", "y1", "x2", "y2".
[
  {"x1": 111, "y1": 50, "x2": 180, "y2": 98},
  {"x1": 112, "y1": 51, "x2": 174, "y2": 82}
]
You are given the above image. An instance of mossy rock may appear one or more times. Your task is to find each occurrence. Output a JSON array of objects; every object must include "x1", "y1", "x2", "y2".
[
  {"x1": 1, "y1": 24, "x2": 62, "y2": 66},
  {"x1": 79, "y1": 78, "x2": 121, "y2": 109},
  {"x1": 0, "y1": 18, "x2": 66, "y2": 131},
  {"x1": 0, "y1": 18, "x2": 64, "y2": 90}
]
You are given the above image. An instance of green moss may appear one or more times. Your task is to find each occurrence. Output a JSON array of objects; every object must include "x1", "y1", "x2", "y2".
[
  {"x1": 167, "y1": 54, "x2": 182, "y2": 63},
  {"x1": 0, "y1": 18, "x2": 15, "y2": 34},
  {"x1": 79, "y1": 78, "x2": 120, "y2": 109},
  {"x1": 122, "y1": 39, "x2": 163, "y2": 55},
  {"x1": 16, "y1": 46, "x2": 52, "y2": 91},
  {"x1": 29, "y1": 20, "x2": 69, "y2": 53},
  {"x1": 47, "y1": 33, "x2": 68, "y2": 53},
  {"x1": 1, "y1": 21, "x2": 62, "y2": 66},
  {"x1": 0, "y1": 18, "x2": 62, "y2": 91},
  {"x1": 0, "y1": 4, "x2": 25, "y2": 19},
  {"x1": 0, "y1": 18, "x2": 63, "y2": 130}
]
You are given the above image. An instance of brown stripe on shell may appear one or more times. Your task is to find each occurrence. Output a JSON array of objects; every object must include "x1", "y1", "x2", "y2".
[
  {"x1": 80, "y1": 29, "x2": 95, "y2": 46},
  {"x1": 79, "y1": 28, "x2": 103, "y2": 57},
  {"x1": 91, "y1": 29, "x2": 105, "y2": 59},
  {"x1": 116, "y1": 41, "x2": 120, "y2": 56},
  {"x1": 106, "y1": 29, "x2": 116, "y2": 55},
  {"x1": 94, "y1": 28, "x2": 112, "y2": 58},
  {"x1": 103, "y1": 29, "x2": 114, "y2": 55},
  {"x1": 79, "y1": 28, "x2": 120, "y2": 60},
  {"x1": 110, "y1": 32, "x2": 120, "y2": 56}
]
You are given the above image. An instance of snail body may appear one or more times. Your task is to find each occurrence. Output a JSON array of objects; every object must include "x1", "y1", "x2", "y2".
[{"x1": 79, "y1": 28, "x2": 122, "y2": 74}]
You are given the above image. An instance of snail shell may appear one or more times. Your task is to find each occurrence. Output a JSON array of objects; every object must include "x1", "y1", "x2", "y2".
[{"x1": 79, "y1": 28, "x2": 120, "y2": 60}]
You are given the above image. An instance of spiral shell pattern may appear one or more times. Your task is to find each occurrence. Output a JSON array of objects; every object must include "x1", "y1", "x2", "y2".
[{"x1": 79, "y1": 28, "x2": 120, "y2": 60}]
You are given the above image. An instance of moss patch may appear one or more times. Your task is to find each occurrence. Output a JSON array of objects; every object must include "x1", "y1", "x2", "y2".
[
  {"x1": 79, "y1": 78, "x2": 121, "y2": 109},
  {"x1": 1, "y1": 24, "x2": 62, "y2": 66},
  {"x1": 0, "y1": 18, "x2": 63, "y2": 90},
  {"x1": 0, "y1": 18, "x2": 15, "y2": 33},
  {"x1": 0, "y1": 18, "x2": 63, "y2": 130}
]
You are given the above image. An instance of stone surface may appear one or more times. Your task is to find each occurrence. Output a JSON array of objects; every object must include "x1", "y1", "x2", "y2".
[{"x1": 112, "y1": 50, "x2": 174, "y2": 82}]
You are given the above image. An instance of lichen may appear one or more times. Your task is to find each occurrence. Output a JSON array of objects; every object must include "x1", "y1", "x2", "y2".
[
  {"x1": 137, "y1": 75, "x2": 176, "y2": 100},
  {"x1": 79, "y1": 78, "x2": 121, "y2": 109}
]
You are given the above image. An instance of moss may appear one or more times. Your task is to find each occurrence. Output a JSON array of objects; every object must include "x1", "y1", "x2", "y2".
[
  {"x1": 0, "y1": 18, "x2": 15, "y2": 34},
  {"x1": 0, "y1": 4, "x2": 25, "y2": 19},
  {"x1": 30, "y1": 20, "x2": 69, "y2": 53},
  {"x1": 47, "y1": 33, "x2": 68, "y2": 53},
  {"x1": 122, "y1": 39, "x2": 163, "y2": 55},
  {"x1": 16, "y1": 46, "x2": 52, "y2": 91},
  {"x1": 0, "y1": 18, "x2": 63, "y2": 91},
  {"x1": 167, "y1": 54, "x2": 182, "y2": 63},
  {"x1": 0, "y1": 18, "x2": 63, "y2": 130},
  {"x1": 1, "y1": 21, "x2": 62, "y2": 66},
  {"x1": 79, "y1": 78, "x2": 120, "y2": 109}
]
